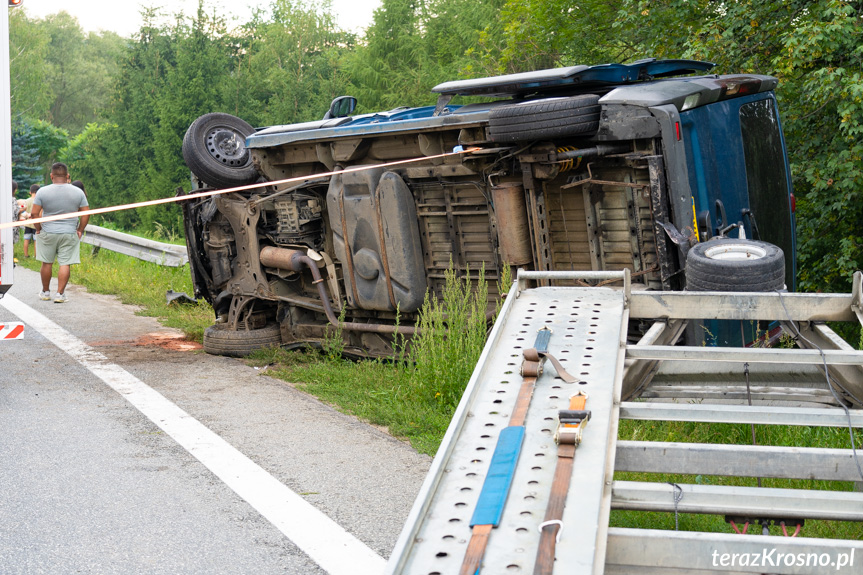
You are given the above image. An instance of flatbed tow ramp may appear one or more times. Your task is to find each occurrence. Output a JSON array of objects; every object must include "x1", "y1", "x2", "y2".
[{"x1": 386, "y1": 271, "x2": 863, "y2": 574}]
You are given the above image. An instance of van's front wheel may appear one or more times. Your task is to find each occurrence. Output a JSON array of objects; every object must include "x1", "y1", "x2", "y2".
[
  {"x1": 202, "y1": 323, "x2": 282, "y2": 357},
  {"x1": 182, "y1": 113, "x2": 259, "y2": 189}
]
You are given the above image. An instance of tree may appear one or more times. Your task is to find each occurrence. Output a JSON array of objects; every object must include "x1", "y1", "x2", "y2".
[
  {"x1": 421, "y1": 0, "x2": 507, "y2": 79},
  {"x1": 348, "y1": 0, "x2": 506, "y2": 111},
  {"x1": 477, "y1": 0, "x2": 631, "y2": 73},
  {"x1": 237, "y1": 0, "x2": 354, "y2": 126},
  {"x1": 347, "y1": 0, "x2": 427, "y2": 110},
  {"x1": 59, "y1": 122, "x2": 123, "y2": 224},
  {"x1": 11, "y1": 116, "x2": 68, "y2": 191},
  {"x1": 11, "y1": 119, "x2": 41, "y2": 195},
  {"x1": 67, "y1": 31, "x2": 127, "y2": 130},
  {"x1": 613, "y1": 1, "x2": 863, "y2": 295},
  {"x1": 39, "y1": 12, "x2": 128, "y2": 133},
  {"x1": 80, "y1": 7, "x2": 181, "y2": 229},
  {"x1": 143, "y1": 3, "x2": 235, "y2": 232},
  {"x1": 9, "y1": 9, "x2": 127, "y2": 134},
  {"x1": 40, "y1": 12, "x2": 87, "y2": 130},
  {"x1": 9, "y1": 8, "x2": 52, "y2": 121}
]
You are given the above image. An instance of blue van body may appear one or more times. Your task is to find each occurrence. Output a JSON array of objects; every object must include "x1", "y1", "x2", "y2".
[
  {"x1": 182, "y1": 59, "x2": 797, "y2": 356},
  {"x1": 679, "y1": 93, "x2": 796, "y2": 345},
  {"x1": 681, "y1": 93, "x2": 795, "y2": 287}
]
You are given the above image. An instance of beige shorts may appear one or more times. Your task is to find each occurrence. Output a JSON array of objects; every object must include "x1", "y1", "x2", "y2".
[{"x1": 36, "y1": 232, "x2": 81, "y2": 266}]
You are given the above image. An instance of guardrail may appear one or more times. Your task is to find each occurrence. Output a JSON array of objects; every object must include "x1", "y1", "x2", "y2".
[{"x1": 81, "y1": 224, "x2": 189, "y2": 267}]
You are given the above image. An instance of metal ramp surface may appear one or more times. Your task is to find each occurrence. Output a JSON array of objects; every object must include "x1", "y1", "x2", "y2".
[{"x1": 387, "y1": 271, "x2": 863, "y2": 575}]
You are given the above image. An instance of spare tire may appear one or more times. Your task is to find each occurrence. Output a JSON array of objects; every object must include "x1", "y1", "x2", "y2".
[
  {"x1": 203, "y1": 323, "x2": 282, "y2": 357},
  {"x1": 685, "y1": 238, "x2": 785, "y2": 292},
  {"x1": 488, "y1": 94, "x2": 601, "y2": 143},
  {"x1": 182, "y1": 113, "x2": 259, "y2": 189}
]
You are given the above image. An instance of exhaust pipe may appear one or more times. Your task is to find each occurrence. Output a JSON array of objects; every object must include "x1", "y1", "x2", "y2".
[{"x1": 260, "y1": 246, "x2": 418, "y2": 335}]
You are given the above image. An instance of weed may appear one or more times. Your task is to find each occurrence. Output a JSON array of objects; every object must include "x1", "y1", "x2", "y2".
[
  {"x1": 321, "y1": 304, "x2": 346, "y2": 361},
  {"x1": 391, "y1": 303, "x2": 410, "y2": 372},
  {"x1": 778, "y1": 332, "x2": 797, "y2": 348},
  {"x1": 151, "y1": 221, "x2": 181, "y2": 243},
  {"x1": 410, "y1": 263, "x2": 489, "y2": 409},
  {"x1": 497, "y1": 264, "x2": 513, "y2": 309}
]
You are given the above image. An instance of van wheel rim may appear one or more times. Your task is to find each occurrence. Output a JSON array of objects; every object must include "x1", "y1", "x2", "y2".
[{"x1": 704, "y1": 243, "x2": 767, "y2": 261}]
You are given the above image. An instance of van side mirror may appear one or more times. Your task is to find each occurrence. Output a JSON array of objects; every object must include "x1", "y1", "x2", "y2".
[{"x1": 324, "y1": 96, "x2": 357, "y2": 119}]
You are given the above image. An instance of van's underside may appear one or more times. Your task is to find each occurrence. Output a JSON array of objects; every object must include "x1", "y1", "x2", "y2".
[
  {"x1": 183, "y1": 117, "x2": 680, "y2": 356},
  {"x1": 181, "y1": 66, "x2": 784, "y2": 357}
]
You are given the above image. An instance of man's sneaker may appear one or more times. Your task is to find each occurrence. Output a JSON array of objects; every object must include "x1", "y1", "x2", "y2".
[
  {"x1": 54, "y1": 293, "x2": 67, "y2": 303},
  {"x1": 39, "y1": 291, "x2": 51, "y2": 301}
]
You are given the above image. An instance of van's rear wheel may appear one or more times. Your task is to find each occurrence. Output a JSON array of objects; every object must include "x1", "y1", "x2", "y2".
[
  {"x1": 202, "y1": 323, "x2": 282, "y2": 357},
  {"x1": 488, "y1": 95, "x2": 601, "y2": 142},
  {"x1": 685, "y1": 238, "x2": 785, "y2": 292}
]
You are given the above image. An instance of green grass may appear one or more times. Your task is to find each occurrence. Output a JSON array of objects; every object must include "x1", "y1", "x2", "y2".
[
  {"x1": 248, "y1": 347, "x2": 455, "y2": 455},
  {"x1": 611, "y1": 415, "x2": 863, "y2": 538},
  {"x1": 13, "y1": 236, "x2": 214, "y2": 340}
]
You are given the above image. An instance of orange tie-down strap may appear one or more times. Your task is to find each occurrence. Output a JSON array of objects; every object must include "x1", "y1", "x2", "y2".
[
  {"x1": 461, "y1": 331, "x2": 568, "y2": 575},
  {"x1": 535, "y1": 392, "x2": 590, "y2": 575}
]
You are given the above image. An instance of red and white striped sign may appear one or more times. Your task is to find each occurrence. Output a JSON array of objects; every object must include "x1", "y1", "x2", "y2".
[{"x1": 0, "y1": 322, "x2": 24, "y2": 340}]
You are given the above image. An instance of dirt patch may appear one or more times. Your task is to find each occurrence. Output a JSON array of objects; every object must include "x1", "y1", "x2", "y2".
[
  {"x1": 134, "y1": 333, "x2": 203, "y2": 351},
  {"x1": 90, "y1": 332, "x2": 202, "y2": 352}
]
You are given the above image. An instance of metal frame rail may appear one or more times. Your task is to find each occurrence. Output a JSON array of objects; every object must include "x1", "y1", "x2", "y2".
[{"x1": 387, "y1": 271, "x2": 863, "y2": 575}]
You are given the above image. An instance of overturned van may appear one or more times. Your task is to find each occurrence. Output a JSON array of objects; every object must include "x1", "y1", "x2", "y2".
[{"x1": 180, "y1": 58, "x2": 795, "y2": 357}]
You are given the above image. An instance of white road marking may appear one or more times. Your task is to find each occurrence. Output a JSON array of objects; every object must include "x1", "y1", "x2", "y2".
[{"x1": 0, "y1": 294, "x2": 386, "y2": 575}]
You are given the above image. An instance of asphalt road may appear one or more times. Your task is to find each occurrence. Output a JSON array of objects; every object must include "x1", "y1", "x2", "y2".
[{"x1": 0, "y1": 266, "x2": 431, "y2": 574}]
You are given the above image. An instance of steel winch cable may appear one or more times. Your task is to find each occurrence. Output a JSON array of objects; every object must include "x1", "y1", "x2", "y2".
[
  {"x1": 0, "y1": 147, "x2": 483, "y2": 232},
  {"x1": 743, "y1": 362, "x2": 762, "y2": 489},
  {"x1": 775, "y1": 289, "x2": 863, "y2": 483}
]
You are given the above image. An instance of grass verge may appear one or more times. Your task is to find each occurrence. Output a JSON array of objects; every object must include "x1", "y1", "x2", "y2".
[
  {"x1": 13, "y1": 237, "x2": 214, "y2": 340},
  {"x1": 248, "y1": 347, "x2": 454, "y2": 455},
  {"x1": 247, "y1": 264, "x2": 499, "y2": 456}
]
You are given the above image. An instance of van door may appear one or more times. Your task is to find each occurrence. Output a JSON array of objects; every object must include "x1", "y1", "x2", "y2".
[{"x1": 680, "y1": 92, "x2": 795, "y2": 290}]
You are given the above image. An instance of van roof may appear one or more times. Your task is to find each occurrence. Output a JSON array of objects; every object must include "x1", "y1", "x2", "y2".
[
  {"x1": 431, "y1": 58, "x2": 715, "y2": 97},
  {"x1": 246, "y1": 61, "x2": 779, "y2": 149}
]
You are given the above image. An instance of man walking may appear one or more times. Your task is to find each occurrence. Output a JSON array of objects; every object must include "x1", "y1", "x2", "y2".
[
  {"x1": 30, "y1": 163, "x2": 89, "y2": 303},
  {"x1": 20, "y1": 184, "x2": 39, "y2": 257}
]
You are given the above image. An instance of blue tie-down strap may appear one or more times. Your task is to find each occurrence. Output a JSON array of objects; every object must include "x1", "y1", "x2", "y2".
[
  {"x1": 470, "y1": 425, "x2": 526, "y2": 527},
  {"x1": 533, "y1": 327, "x2": 552, "y2": 353}
]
